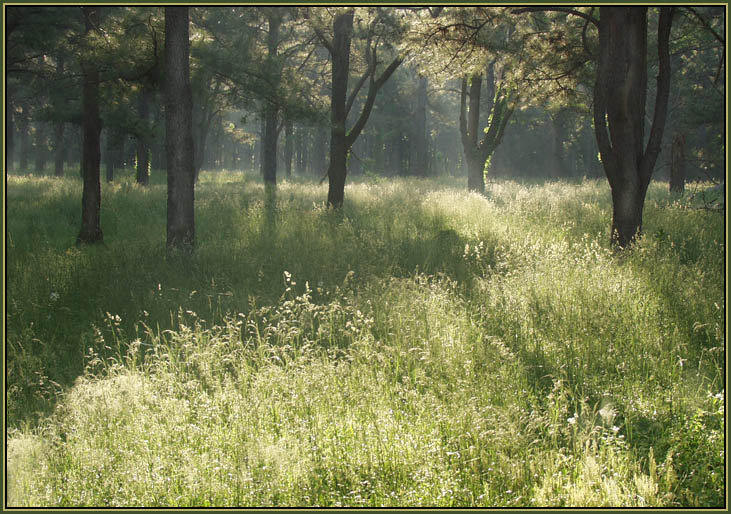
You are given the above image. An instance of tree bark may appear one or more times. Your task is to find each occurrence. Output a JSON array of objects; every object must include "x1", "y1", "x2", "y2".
[
  {"x1": 262, "y1": 11, "x2": 281, "y2": 187},
  {"x1": 77, "y1": 6, "x2": 103, "y2": 245},
  {"x1": 594, "y1": 6, "x2": 673, "y2": 248},
  {"x1": 325, "y1": 10, "x2": 353, "y2": 208},
  {"x1": 165, "y1": 6, "x2": 195, "y2": 251}
]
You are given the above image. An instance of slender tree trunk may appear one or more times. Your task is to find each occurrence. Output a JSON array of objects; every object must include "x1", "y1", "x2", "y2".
[
  {"x1": 193, "y1": 80, "x2": 220, "y2": 181},
  {"x1": 54, "y1": 122, "x2": 65, "y2": 177},
  {"x1": 165, "y1": 6, "x2": 195, "y2": 251},
  {"x1": 77, "y1": 6, "x2": 103, "y2": 244},
  {"x1": 283, "y1": 120, "x2": 293, "y2": 178},
  {"x1": 262, "y1": 105, "x2": 278, "y2": 185},
  {"x1": 105, "y1": 131, "x2": 115, "y2": 182},
  {"x1": 326, "y1": 10, "x2": 354, "y2": 208},
  {"x1": 461, "y1": 75, "x2": 485, "y2": 193},
  {"x1": 18, "y1": 109, "x2": 29, "y2": 171},
  {"x1": 53, "y1": 54, "x2": 66, "y2": 177},
  {"x1": 34, "y1": 123, "x2": 47, "y2": 173},
  {"x1": 262, "y1": 12, "x2": 281, "y2": 187},
  {"x1": 670, "y1": 132, "x2": 685, "y2": 193},
  {"x1": 594, "y1": 6, "x2": 673, "y2": 248},
  {"x1": 6, "y1": 115, "x2": 14, "y2": 171},
  {"x1": 136, "y1": 87, "x2": 151, "y2": 185},
  {"x1": 460, "y1": 70, "x2": 513, "y2": 194},
  {"x1": 409, "y1": 75, "x2": 428, "y2": 177},
  {"x1": 6, "y1": 104, "x2": 14, "y2": 171}
]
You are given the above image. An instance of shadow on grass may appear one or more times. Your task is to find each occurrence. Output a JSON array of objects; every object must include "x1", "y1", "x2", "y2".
[{"x1": 6, "y1": 180, "x2": 497, "y2": 428}]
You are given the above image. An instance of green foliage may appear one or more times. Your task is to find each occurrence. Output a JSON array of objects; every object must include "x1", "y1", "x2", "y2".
[{"x1": 6, "y1": 172, "x2": 724, "y2": 507}]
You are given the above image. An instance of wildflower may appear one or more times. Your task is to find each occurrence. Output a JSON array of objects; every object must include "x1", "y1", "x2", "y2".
[{"x1": 49, "y1": 292, "x2": 59, "y2": 302}]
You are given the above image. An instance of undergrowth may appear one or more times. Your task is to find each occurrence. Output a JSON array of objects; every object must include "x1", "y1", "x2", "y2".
[{"x1": 6, "y1": 170, "x2": 725, "y2": 507}]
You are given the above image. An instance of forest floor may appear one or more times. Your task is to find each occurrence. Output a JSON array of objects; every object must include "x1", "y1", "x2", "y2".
[{"x1": 5, "y1": 169, "x2": 725, "y2": 507}]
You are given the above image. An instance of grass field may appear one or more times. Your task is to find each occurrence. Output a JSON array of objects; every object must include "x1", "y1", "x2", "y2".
[{"x1": 5, "y1": 168, "x2": 725, "y2": 507}]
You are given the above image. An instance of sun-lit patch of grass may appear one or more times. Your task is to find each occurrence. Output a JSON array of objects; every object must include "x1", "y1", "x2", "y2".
[{"x1": 6, "y1": 171, "x2": 724, "y2": 507}]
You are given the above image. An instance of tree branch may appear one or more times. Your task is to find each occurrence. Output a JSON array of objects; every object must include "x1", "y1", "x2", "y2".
[
  {"x1": 640, "y1": 6, "x2": 674, "y2": 181},
  {"x1": 512, "y1": 7, "x2": 599, "y2": 29}
]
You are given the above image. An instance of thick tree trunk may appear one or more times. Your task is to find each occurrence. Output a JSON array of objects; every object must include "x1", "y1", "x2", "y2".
[
  {"x1": 165, "y1": 6, "x2": 195, "y2": 251},
  {"x1": 670, "y1": 132, "x2": 685, "y2": 193},
  {"x1": 610, "y1": 177, "x2": 649, "y2": 249},
  {"x1": 594, "y1": 6, "x2": 673, "y2": 248},
  {"x1": 466, "y1": 155, "x2": 485, "y2": 193},
  {"x1": 77, "y1": 6, "x2": 103, "y2": 245},
  {"x1": 136, "y1": 88, "x2": 151, "y2": 185}
]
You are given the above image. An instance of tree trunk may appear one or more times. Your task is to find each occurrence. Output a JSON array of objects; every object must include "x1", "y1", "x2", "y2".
[
  {"x1": 262, "y1": 12, "x2": 281, "y2": 187},
  {"x1": 466, "y1": 155, "x2": 485, "y2": 193},
  {"x1": 409, "y1": 75, "x2": 428, "y2": 177},
  {"x1": 550, "y1": 110, "x2": 568, "y2": 179},
  {"x1": 77, "y1": 6, "x2": 103, "y2": 244},
  {"x1": 34, "y1": 123, "x2": 48, "y2": 173},
  {"x1": 165, "y1": 6, "x2": 195, "y2": 251},
  {"x1": 6, "y1": 106, "x2": 14, "y2": 171},
  {"x1": 262, "y1": 105, "x2": 278, "y2": 185},
  {"x1": 325, "y1": 10, "x2": 354, "y2": 208},
  {"x1": 54, "y1": 122, "x2": 65, "y2": 177},
  {"x1": 284, "y1": 119, "x2": 293, "y2": 178},
  {"x1": 53, "y1": 54, "x2": 66, "y2": 177},
  {"x1": 594, "y1": 6, "x2": 673, "y2": 248},
  {"x1": 18, "y1": 109, "x2": 29, "y2": 171},
  {"x1": 670, "y1": 132, "x2": 685, "y2": 193},
  {"x1": 461, "y1": 74, "x2": 486, "y2": 193},
  {"x1": 193, "y1": 80, "x2": 220, "y2": 181},
  {"x1": 460, "y1": 70, "x2": 514, "y2": 194},
  {"x1": 136, "y1": 87, "x2": 151, "y2": 185}
]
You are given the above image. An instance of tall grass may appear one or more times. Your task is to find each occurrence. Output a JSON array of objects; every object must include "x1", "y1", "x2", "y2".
[{"x1": 6, "y1": 169, "x2": 725, "y2": 507}]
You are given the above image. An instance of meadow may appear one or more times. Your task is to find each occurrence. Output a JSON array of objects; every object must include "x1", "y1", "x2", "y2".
[{"x1": 5, "y1": 168, "x2": 725, "y2": 507}]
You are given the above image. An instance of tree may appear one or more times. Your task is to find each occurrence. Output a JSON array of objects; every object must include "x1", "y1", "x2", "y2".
[
  {"x1": 459, "y1": 64, "x2": 514, "y2": 193},
  {"x1": 408, "y1": 7, "x2": 521, "y2": 193},
  {"x1": 513, "y1": 6, "x2": 676, "y2": 247},
  {"x1": 261, "y1": 9, "x2": 283, "y2": 188},
  {"x1": 165, "y1": 6, "x2": 195, "y2": 251},
  {"x1": 312, "y1": 7, "x2": 404, "y2": 207},
  {"x1": 77, "y1": 6, "x2": 103, "y2": 244},
  {"x1": 593, "y1": 7, "x2": 674, "y2": 247}
]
